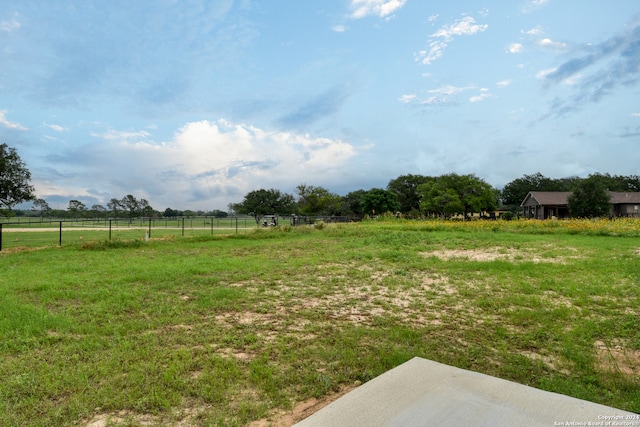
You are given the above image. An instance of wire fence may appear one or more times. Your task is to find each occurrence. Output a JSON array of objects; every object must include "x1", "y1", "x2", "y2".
[
  {"x1": 0, "y1": 216, "x2": 256, "y2": 251},
  {"x1": 0, "y1": 215, "x2": 356, "y2": 251}
]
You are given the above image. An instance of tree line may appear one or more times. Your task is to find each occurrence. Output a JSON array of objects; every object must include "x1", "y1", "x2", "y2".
[
  {"x1": 2, "y1": 143, "x2": 639, "y2": 220},
  {"x1": 24, "y1": 196, "x2": 229, "y2": 220},
  {"x1": 231, "y1": 172, "x2": 640, "y2": 221}
]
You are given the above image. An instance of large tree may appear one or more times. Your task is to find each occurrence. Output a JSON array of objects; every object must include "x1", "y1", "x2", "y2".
[
  {"x1": 121, "y1": 194, "x2": 140, "y2": 218},
  {"x1": 296, "y1": 184, "x2": 342, "y2": 216},
  {"x1": 341, "y1": 189, "x2": 367, "y2": 217},
  {"x1": 231, "y1": 188, "x2": 295, "y2": 223},
  {"x1": 568, "y1": 177, "x2": 611, "y2": 218},
  {"x1": 361, "y1": 188, "x2": 401, "y2": 216},
  {"x1": 584, "y1": 173, "x2": 640, "y2": 192},
  {"x1": 107, "y1": 198, "x2": 122, "y2": 217},
  {"x1": 387, "y1": 174, "x2": 435, "y2": 215},
  {"x1": 32, "y1": 198, "x2": 50, "y2": 218},
  {"x1": 68, "y1": 199, "x2": 87, "y2": 220},
  {"x1": 419, "y1": 173, "x2": 497, "y2": 219},
  {"x1": 90, "y1": 204, "x2": 107, "y2": 218},
  {"x1": 0, "y1": 143, "x2": 35, "y2": 211}
]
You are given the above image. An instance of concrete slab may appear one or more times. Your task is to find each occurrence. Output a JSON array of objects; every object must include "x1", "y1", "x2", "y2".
[{"x1": 294, "y1": 357, "x2": 638, "y2": 427}]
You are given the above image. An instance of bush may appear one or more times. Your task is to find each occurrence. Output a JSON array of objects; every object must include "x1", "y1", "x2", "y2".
[{"x1": 501, "y1": 212, "x2": 515, "y2": 221}]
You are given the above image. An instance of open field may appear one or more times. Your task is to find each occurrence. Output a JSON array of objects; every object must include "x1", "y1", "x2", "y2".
[{"x1": 1, "y1": 219, "x2": 639, "y2": 426}]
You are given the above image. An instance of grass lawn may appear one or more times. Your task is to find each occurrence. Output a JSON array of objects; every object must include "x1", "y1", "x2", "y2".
[{"x1": 1, "y1": 219, "x2": 639, "y2": 425}]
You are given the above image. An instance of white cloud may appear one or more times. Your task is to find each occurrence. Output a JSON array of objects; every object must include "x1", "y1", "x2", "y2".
[
  {"x1": 632, "y1": 113, "x2": 640, "y2": 117},
  {"x1": 539, "y1": 37, "x2": 567, "y2": 50},
  {"x1": 432, "y1": 16, "x2": 488, "y2": 39},
  {"x1": 400, "y1": 85, "x2": 481, "y2": 106},
  {"x1": 560, "y1": 74, "x2": 581, "y2": 86},
  {"x1": 349, "y1": 0, "x2": 407, "y2": 19},
  {"x1": 415, "y1": 16, "x2": 488, "y2": 65},
  {"x1": 58, "y1": 120, "x2": 362, "y2": 209},
  {"x1": 332, "y1": 25, "x2": 347, "y2": 32},
  {"x1": 522, "y1": 26, "x2": 543, "y2": 36},
  {"x1": 469, "y1": 88, "x2": 491, "y2": 103},
  {"x1": 520, "y1": 0, "x2": 550, "y2": 14},
  {"x1": 496, "y1": 80, "x2": 511, "y2": 87},
  {"x1": 0, "y1": 16, "x2": 20, "y2": 32},
  {"x1": 0, "y1": 110, "x2": 27, "y2": 130},
  {"x1": 507, "y1": 43, "x2": 523, "y2": 54},
  {"x1": 399, "y1": 94, "x2": 417, "y2": 103},
  {"x1": 536, "y1": 68, "x2": 556, "y2": 79},
  {"x1": 44, "y1": 123, "x2": 66, "y2": 132},
  {"x1": 92, "y1": 129, "x2": 151, "y2": 141},
  {"x1": 429, "y1": 85, "x2": 470, "y2": 96}
]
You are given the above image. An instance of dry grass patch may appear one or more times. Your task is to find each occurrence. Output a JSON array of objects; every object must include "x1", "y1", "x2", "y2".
[
  {"x1": 595, "y1": 340, "x2": 640, "y2": 377},
  {"x1": 520, "y1": 350, "x2": 571, "y2": 375}
]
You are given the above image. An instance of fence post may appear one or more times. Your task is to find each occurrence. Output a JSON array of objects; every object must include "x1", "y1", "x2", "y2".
[
  {"x1": 0, "y1": 223, "x2": 3, "y2": 251},
  {"x1": 109, "y1": 219, "x2": 112, "y2": 240},
  {"x1": 148, "y1": 217, "x2": 152, "y2": 239},
  {"x1": 182, "y1": 217, "x2": 185, "y2": 237},
  {"x1": 59, "y1": 221, "x2": 62, "y2": 247},
  {"x1": 210, "y1": 216, "x2": 213, "y2": 235},
  {"x1": 235, "y1": 216, "x2": 238, "y2": 234}
]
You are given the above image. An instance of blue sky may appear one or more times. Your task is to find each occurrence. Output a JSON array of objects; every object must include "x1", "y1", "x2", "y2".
[{"x1": 1, "y1": 0, "x2": 639, "y2": 211}]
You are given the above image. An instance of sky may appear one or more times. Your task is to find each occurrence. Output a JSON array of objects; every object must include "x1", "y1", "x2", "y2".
[{"x1": 1, "y1": 0, "x2": 639, "y2": 211}]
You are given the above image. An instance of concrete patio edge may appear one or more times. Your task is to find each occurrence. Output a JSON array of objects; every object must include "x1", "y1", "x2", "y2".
[{"x1": 294, "y1": 357, "x2": 638, "y2": 427}]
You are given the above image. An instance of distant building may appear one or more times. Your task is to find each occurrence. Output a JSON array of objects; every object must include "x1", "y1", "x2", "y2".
[{"x1": 520, "y1": 191, "x2": 640, "y2": 219}]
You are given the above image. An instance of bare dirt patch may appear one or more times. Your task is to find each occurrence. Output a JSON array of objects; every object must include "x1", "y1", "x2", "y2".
[
  {"x1": 248, "y1": 384, "x2": 358, "y2": 427},
  {"x1": 424, "y1": 247, "x2": 577, "y2": 263}
]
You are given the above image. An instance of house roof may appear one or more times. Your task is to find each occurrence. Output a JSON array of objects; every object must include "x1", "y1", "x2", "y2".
[
  {"x1": 609, "y1": 192, "x2": 640, "y2": 204},
  {"x1": 521, "y1": 191, "x2": 571, "y2": 207},
  {"x1": 521, "y1": 191, "x2": 640, "y2": 207}
]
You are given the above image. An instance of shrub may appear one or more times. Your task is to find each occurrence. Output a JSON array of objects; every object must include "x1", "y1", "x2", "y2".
[{"x1": 501, "y1": 212, "x2": 515, "y2": 221}]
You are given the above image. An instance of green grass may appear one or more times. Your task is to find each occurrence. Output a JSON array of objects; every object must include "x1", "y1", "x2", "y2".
[{"x1": 0, "y1": 220, "x2": 639, "y2": 426}]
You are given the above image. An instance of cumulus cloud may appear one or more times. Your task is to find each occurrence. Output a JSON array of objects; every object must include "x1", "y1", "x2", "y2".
[
  {"x1": 349, "y1": 0, "x2": 407, "y2": 19},
  {"x1": 469, "y1": 88, "x2": 491, "y2": 103},
  {"x1": 507, "y1": 43, "x2": 523, "y2": 53},
  {"x1": 496, "y1": 80, "x2": 511, "y2": 87},
  {"x1": 415, "y1": 16, "x2": 488, "y2": 65},
  {"x1": 538, "y1": 37, "x2": 567, "y2": 50},
  {"x1": 0, "y1": 110, "x2": 27, "y2": 130},
  {"x1": 39, "y1": 120, "x2": 362, "y2": 210}
]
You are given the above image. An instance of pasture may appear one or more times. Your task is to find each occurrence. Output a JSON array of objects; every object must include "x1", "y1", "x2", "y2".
[{"x1": 1, "y1": 219, "x2": 639, "y2": 426}]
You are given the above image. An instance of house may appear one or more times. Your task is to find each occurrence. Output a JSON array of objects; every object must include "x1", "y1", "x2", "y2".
[
  {"x1": 520, "y1": 191, "x2": 640, "y2": 219},
  {"x1": 521, "y1": 192, "x2": 571, "y2": 219},
  {"x1": 610, "y1": 192, "x2": 640, "y2": 217}
]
